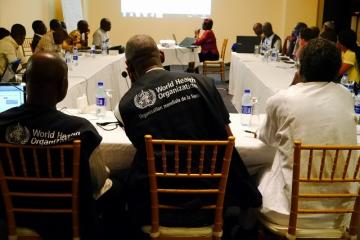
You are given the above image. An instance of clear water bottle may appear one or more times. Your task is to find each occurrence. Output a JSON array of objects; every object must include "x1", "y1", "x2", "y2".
[
  {"x1": 90, "y1": 45, "x2": 96, "y2": 58},
  {"x1": 96, "y1": 81, "x2": 106, "y2": 117},
  {"x1": 341, "y1": 73, "x2": 349, "y2": 85},
  {"x1": 270, "y1": 48, "x2": 279, "y2": 61},
  {"x1": 73, "y1": 47, "x2": 79, "y2": 66},
  {"x1": 101, "y1": 37, "x2": 108, "y2": 55},
  {"x1": 241, "y1": 89, "x2": 252, "y2": 126},
  {"x1": 354, "y1": 94, "x2": 360, "y2": 124},
  {"x1": 65, "y1": 50, "x2": 71, "y2": 63}
]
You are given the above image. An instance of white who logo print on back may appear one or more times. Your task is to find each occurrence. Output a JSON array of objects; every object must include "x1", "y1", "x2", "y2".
[{"x1": 134, "y1": 89, "x2": 157, "y2": 109}]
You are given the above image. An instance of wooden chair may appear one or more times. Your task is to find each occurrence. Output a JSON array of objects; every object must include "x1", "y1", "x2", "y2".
[
  {"x1": 0, "y1": 140, "x2": 81, "y2": 240},
  {"x1": 143, "y1": 135, "x2": 235, "y2": 240},
  {"x1": 259, "y1": 140, "x2": 360, "y2": 239},
  {"x1": 203, "y1": 38, "x2": 228, "y2": 81},
  {"x1": 21, "y1": 37, "x2": 33, "y2": 57}
]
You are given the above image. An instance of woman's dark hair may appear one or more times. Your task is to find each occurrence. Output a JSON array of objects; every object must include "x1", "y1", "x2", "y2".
[
  {"x1": 202, "y1": 18, "x2": 213, "y2": 30},
  {"x1": 338, "y1": 29, "x2": 360, "y2": 72},
  {"x1": 300, "y1": 38, "x2": 341, "y2": 82}
]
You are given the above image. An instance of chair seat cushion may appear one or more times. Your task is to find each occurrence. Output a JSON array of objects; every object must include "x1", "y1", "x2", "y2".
[
  {"x1": 16, "y1": 227, "x2": 41, "y2": 237},
  {"x1": 142, "y1": 225, "x2": 213, "y2": 237},
  {"x1": 204, "y1": 58, "x2": 223, "y2": 65},
  {"x1": 259, "y1": 216, "x2": 346, "y2": 239}
]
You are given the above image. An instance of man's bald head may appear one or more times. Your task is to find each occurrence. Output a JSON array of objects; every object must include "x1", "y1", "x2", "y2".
[
  {"x1": 25, "y1": 52, "x2": 68, "y2": 106},
  {"x1": 125, "y1": 34, "x2": 162, "y2": 76},
  {"x1": 253, "y1": 23, "x2": 263, "y2": 37}
]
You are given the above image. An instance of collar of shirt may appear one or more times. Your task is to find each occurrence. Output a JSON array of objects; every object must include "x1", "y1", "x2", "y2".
[{"x1": 145, "y1": 67, "x2": 164, "y2": 74}]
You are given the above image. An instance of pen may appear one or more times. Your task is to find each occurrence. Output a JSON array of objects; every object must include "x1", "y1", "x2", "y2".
[{"x1": 244, "y1": 130, "x2": 257, "y2": 138}]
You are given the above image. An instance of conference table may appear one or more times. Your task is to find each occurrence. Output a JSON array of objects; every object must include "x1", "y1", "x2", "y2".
[
  {"x1": 157, "y1": 45, "x2": 200, "y2": 68},
  {"x1": 61, "y1": 109, "x2": 276, "y2": 175},
  {"x1": 229, "y1": 53, "x2": 297, "y2": 114},
  {"x1": 58, "y1": 53, "x2": 130, "y2": 110},
  {"x1": 57, "y1": 47, "x2": 200, "y2": 110}
]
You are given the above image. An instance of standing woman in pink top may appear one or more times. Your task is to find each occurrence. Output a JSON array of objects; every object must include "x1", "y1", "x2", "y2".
[{"x1": 194, "y1": 18, "x2": 219, "y2": 62}]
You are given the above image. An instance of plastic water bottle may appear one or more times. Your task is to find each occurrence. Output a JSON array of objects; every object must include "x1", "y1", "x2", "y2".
[
  {"x1": 96, "y1": 81, "x2": 106, "y2": 117},
  {"x1": 241, "y1": 89, "x2": 252, "y2": 126},
  {"x1": 90, "y1": 45, "x2": 96, "y2": 58},
  {"x1": 65, "y1": 51, "x2": 72, "y2": 67},
  {"x1": 354, "y1": 94, "x2": 360, "y2": 124},
  {"x1": 341, "y1": 73, "x2": 349, "y2": 86},
  {"x1": 270, "y1": 48, "x2": 279, "y2": 61},
  {"x1": 101, "y1": 36, "x2": 108, "y2": 55},
  {"x1": 73, "y1": 47, "x2": 79, "y2": 66}
]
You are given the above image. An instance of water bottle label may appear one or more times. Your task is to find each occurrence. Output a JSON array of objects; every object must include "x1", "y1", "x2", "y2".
[
  {"x1": 241, "y1": 105, "x2": 252, "y2": 114},
  {"x1": 96, "y1": 97, "x2": 106, "y2": 106},
  {"x1": 73, "y1": 55, "x2": 78, "y2": 61},
  {"x1": 355, "y1": 105, "x2": 360, "y2": 114}
]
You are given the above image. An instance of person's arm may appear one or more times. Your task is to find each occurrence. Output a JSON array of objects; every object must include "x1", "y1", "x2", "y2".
[
  {"x1": 339, "y1": 50, "x2": 356, "y2": 76},
  {"x1": 92, "y1": 31, "x2": 101, "y2": 48},
  {"x1": 339, "y1": 63, "x2": 353, "y2": 76},
  {"x1": 258, "y1": 97, "x2": 280, "y2": 146},
  {"x1": 194, "y1": 30, "x2": 210, "y2": 45},
  {"x1": 274, "y1": 39, "x2": 282, "y2": 52}
]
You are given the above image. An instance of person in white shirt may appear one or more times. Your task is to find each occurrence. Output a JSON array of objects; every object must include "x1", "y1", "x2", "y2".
[
  {"x1": 92, "y1": 18, "x2": 111, "y2": 49},
  {"x1": 260, "y1": 22, "x2": 282, "y2": 53},
  {"x1": 35, "y1": 19, "x2": 63, "y2": 54},
  {"x1": 0, "y1": 24, "x2": 27, "y2": 77},
  {"x1": 258, "y1": 38, "x2": 357, "y2": 228}
]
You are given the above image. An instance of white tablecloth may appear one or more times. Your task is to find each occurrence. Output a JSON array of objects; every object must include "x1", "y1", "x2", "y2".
[
  {"x1": 58, "y1": 54, "x2": 130, "y2": 111},
  {"x1": 158, "y1": 45, "x2": 200, "y2": 67},
  {"x1": 229, "y1": 53, "x2": 297, "y2": 114},
  {"x1": 62, "y1": 109, "x2": 275, "y2": 175}
]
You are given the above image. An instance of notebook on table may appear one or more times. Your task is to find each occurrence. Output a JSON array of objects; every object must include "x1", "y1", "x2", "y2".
[
  {"x1": 0, "y1": 82, "x2": 26, "y2": 113},
  {"x1": 178, "y1": 37, "x2": 196, "y2": 48},
  {"x1": 235, "y1": 36, "x2": 261, "y2": 53}
]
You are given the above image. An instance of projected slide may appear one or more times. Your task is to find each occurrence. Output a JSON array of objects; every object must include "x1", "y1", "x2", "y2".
[{"x1": 121, "y1": 0, "x2": 211, "y2": 17}]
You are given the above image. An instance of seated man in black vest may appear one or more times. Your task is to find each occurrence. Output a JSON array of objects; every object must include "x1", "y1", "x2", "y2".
[
  {"x1": 115, "y1": 34, "x2": 262, "y2": 238},
  {"x1": 261, "y1": 22, "x2": 282, "y2": 53}
]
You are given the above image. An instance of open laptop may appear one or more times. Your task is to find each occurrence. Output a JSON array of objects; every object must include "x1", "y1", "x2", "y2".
[
  {"x1": 235, "y1": 36, "x2": 261, "y2": 53},
  {"x1": 1, "y1": 60, "x2": 21, "y2": 83},
  {"x1": 178, "y1": 37, "x2": 196, "y2": 48},
  {"x1": 0, "y1": 82, "x2": 26, "y2": 113}
]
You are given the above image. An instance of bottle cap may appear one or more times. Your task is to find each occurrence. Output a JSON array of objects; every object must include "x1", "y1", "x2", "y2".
[
  {"x1": 244, "y1": 89, "x2": 250, "y2": 93},
  {"x1": 97, "y1": 81, "x2": 104, "y2": 87}
]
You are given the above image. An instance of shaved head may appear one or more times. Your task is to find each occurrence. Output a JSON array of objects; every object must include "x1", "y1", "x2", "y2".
[
  {"x1": 26, "y1": 52, "x2": 68, "y2": 106},
  {"x1": 125, "y1": 34, "x2": 162, "y2": 78}
]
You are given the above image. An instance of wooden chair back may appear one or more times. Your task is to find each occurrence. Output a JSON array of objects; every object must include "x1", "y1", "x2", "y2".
[
  {"x1": 21, "y1": 38, "x2": 33, "y2": 57},
  {"x1": 288, "y1": 140, "x2": 360, "y2": 239},
  {"x1": 0, "y1": 140, "x2": 81, "y2": 240},
  {"x1": 219, "y1": 38, "x2": 228, "y2": 60},
  {"x1": 203, "y1": 38, "x2": 228, "y2": 81},
  {"x1": 145, "y1": 135, "x2": 235, "y2": 240}
]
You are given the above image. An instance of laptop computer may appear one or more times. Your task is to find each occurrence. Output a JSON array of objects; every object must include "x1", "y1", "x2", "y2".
[
  {"x1": 235, "y1": 36, "x2": 261, "y2": 53},
  {"x1": 0, "y1": 82, "x2": 26, "y2": 113},
  {"x1": 1, "y1": 60, "x2": 21, "y2": 83},
  {"x1": 178, "y1": 37, "x2": 196, "y2": 48}
]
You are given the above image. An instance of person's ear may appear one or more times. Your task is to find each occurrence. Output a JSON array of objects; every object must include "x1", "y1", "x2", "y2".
[{"x1": 126, "y1": 60, "x2": 136, "y2": 83}]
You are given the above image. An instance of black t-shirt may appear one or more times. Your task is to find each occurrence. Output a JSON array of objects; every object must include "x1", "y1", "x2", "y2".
[
  {"x1": 0, "y1": 104, "x2": 102, "y2": 239},
  {"x1": 119, "y1": 70, "x2": 262, "y2": 226}
]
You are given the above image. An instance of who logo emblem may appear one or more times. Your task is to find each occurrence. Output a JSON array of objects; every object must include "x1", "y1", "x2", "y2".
[{"x1": 134, "y1": 89, "x2": 157, "y2": 109}]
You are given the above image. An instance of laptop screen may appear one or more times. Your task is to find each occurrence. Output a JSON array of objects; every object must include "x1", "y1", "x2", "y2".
[
  {"x1": 179, "y1": 37, "x2": 196, "y2": 48},
  {"x1": 0, "y1": 82, "x2": 26, "y2": 113}
]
